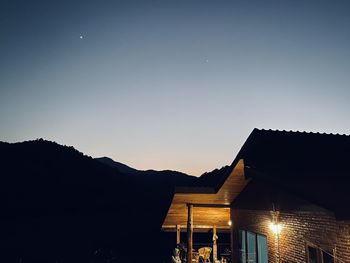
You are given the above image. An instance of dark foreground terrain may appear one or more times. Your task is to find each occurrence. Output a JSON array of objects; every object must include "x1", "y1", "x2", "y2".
[{"x1": 0, "y1": 140, "x2": 229, "y2": 262}]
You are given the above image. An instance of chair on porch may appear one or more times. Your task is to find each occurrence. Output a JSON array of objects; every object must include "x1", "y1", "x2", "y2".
[{"x1": 198, "y1": 247, "x2": 212, "y2": 263}]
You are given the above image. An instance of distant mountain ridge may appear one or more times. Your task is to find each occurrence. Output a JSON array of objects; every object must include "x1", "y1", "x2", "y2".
[
  {"x1": 95, "y1": 156, "x2": 195, "y2": 178},
  {"x1": 96, "y1": 156, "x2": 230, "y2": 188},
  {"x1": 95, "y1": 157, "x2": 230, "y2": 191},
  {"x1": 95, "y1": 157, "x2": 141, "y2": 174}
]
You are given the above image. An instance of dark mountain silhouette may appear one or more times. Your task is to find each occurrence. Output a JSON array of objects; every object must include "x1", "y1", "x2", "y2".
[
  {"x1": 96, "y1": 156, "x2": 230, "y2": 188},
  {"x1": 95, "y1": 157, "x2": 141, "y2": 174},
  {"x1": 95, "y1": 156, "x2": 198, "y2": 186},
  {"x1": 197, "y1": 165, "x2": 231, "y2": 187},
  {"x1": 0, "y1": 139, "x2": 227, "y2": 262}
]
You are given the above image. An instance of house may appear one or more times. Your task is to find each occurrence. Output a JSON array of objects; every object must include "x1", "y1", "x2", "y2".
[{"x1": 162, "y1": 129, "x2": 350, "y2": 263}]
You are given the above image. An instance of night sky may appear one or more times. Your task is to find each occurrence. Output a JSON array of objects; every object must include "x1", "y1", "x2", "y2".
[{"x1": 1, "y1": 0, "x2": 350, "y2": 175}]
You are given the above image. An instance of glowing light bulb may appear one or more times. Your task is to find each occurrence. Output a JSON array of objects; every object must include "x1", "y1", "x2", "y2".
[{"x1": 269, "y1": 222, "x2": 282, "y2": 235}]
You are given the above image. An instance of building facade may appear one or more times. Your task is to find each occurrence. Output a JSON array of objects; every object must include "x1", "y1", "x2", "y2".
[{"x1": 162, "y1": 129, "x2": 350, "y2": 263}]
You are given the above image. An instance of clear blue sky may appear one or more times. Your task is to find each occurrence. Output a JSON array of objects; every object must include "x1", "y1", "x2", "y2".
[{"x1": 1, "y1": 0, "x2": 350, "y2": 175}]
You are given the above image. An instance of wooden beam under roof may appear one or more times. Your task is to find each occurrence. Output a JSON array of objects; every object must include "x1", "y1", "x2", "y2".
[
  {"x1": 188, "y1": 203, "x2": 231, "y2": 208},
  {"x1": 162, "y1": 224, "x2": 231, "y2": 233},
  {"x1": 161, "y1": 160, "x2": 249, "y2": 232}
]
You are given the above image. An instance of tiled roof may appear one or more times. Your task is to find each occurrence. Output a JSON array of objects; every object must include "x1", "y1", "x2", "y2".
[{"x1": 220, "y1": 128, "x2": 350, "y2": 218}]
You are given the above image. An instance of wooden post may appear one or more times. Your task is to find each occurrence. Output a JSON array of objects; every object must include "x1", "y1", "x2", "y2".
[
  {"x1": 176, "y1": 224, "x2": 181, "y2": 245},
  {"x1": 187, "y1": 204, "x2": 193, "y2": 263},
  {"x1": 213, "y1": 225, "x2": 218, "y2": 262}
]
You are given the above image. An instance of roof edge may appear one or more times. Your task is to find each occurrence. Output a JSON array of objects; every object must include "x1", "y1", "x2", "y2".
[{"x1": 213, "y1": 128, "x2": 259, "y2": 192}]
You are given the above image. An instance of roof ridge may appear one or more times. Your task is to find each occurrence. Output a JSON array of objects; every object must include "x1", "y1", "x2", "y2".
[{"x1": 254, "y1": 128, "x2": 350, "y2": 137}]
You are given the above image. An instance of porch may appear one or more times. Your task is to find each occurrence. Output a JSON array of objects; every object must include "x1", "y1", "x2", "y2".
[{"x1": 162, "y1": 160, "x2": 248, "y2": 263}]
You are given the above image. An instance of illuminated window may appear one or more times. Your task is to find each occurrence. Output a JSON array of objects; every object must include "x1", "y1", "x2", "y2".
[{"x1": 239, "y1": 230, "x2": 268, "y2": 263}]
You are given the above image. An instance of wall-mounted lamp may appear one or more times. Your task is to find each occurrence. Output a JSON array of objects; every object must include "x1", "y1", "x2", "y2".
[
  {"x1": 270, "y1": 204, "x2": 282, "y2": 235},
  {"x1": 228, "y1": 220, "x2": 232, "y2": 226},
  {"x1": 271, "y1": 205, "x2": 282, "y2": 262},
  {"x1": 269, "y1": 222, "x2": 282, "y2": 235}
]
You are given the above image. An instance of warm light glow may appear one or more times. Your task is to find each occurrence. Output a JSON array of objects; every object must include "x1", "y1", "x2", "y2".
[
  {"x1": 269, "y1": 222, "x2": 282, "y2": 235},
  {"x1": 228, "y1": 220, "x2": 232, "y2": 226}
]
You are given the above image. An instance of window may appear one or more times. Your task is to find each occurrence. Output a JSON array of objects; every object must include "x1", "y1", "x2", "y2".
[
  {"x1": 323, "y1": 252, "x2": 334, "y2": 263},
  {"x1": 306, "y1": 244, "x2": 334, "y2": 263},
  {"x1": 239, "y1": 229, "x2": 246, "y2": 263},
  {"x1": 239, "y1": 230, "x2": 268, "y2": 263},
  {"x1": 247, "y1": 232, "x2": 257, "y2": 263},
  {"x1": 257, "y1": 234, "x2": 268, "y2": 263},
  {"x1": 307, "y1": 246, "x2": 318, "y2": 263}
]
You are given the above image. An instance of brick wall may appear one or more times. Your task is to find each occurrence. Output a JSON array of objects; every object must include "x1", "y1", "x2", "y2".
[{"x1": 231, "y1": 208, "x2": 350, "y2": 263}]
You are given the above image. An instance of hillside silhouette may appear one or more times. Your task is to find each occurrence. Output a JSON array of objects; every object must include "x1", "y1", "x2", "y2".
[{"x1": 0, "y1": 139, "x2": 228, "y2": 262}]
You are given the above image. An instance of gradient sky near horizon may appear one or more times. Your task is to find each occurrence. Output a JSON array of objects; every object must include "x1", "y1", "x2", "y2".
[{"x1": 1, "y1": 0, "x2": 350, "y2": 175}]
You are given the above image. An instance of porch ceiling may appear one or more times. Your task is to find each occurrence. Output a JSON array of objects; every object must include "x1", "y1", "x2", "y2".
[{"x1": 162, "y1": 159, "x2": 249, "y2": 232}]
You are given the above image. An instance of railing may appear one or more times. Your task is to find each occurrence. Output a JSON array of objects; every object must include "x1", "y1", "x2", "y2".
[{"x1": 177, "y1": 243, "x2": 231, "y2": 262}]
